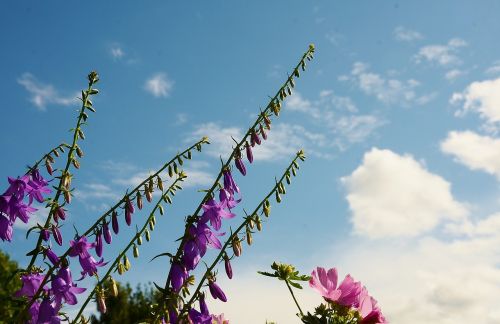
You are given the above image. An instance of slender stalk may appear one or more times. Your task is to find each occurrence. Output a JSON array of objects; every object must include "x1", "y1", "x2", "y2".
[
  {"x1": 162, "y1": 45, "x2": 315, "y2": 294},
  {"x1": 286, "y1": 280, "x2": 304, "y2": 317},
  {"x1": 25, "y1": 142, "x2": 70, "y2": 175},
  {"x1": 22, "y1": 138, "x2": 207, "y2": 316},
  {"x1": 27, "y1": 78, "x2": 97, "y2": 271},
  {"x1": 71, "y1": 174, "x2": 186, "y2": 323},
  {"x1": 181, "y1": 151, "x2": 305, "y2": 315}
]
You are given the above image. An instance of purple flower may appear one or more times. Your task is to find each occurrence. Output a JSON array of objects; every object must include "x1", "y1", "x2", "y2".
[
  {"x1": 250, "y1": 130, "x2": 261, "y2": 147},
  {"x1": 169, "y1": 263, "x2": 188, "y2": 292},
  {"x1": 45, "y1": 248, "x2": 60, "y2": 265},
  {"x1": 37, "y1": 298, "x2": 60, "y2": 324},
  {"x1": 26, "y1": 169, "x2": 51, "y2": 204},
  {"x1": 95, "y1": 230, "x2": 103, "y2": 257},
  {"x1": 200, "y1": 199, "x2": 235, "y2": 231},
  {"x1": 168, "y1": 309, "x2": 178, "y2": 324},
  {"x1": 260, "y1": 124, "x2": 267, "y2": 140},
  {"x1": 5, "y1": 176, "x2": 29, "y2": 199},
  {"x1": 309, "y1": 267, "x2": 362, "y2": 307},
  {"x1": 78, "y1": 255, "x2": 107, "y2": 279},
  {"x1": 112, "y1": 211, "x2": 119, "y2": 234},
  {"x1": 235, "y1": 158, "x2": 246, "y2": 176},
  {"x1": 103, "y1": 222, "x2": 112, "y2": 244},
  {"x1": 219, "y1": 189, "x2": 239, "y2": 210},
  {"x1": 69, "y1": 236, "x2": 95, "y2": 259},
  {"x1": 188, "y1": 294, "x2": 212, "y2": 324},
  {"x1": 27, "y1": 301, "x2": 40, "y2": 324},
  {"x1": 211, "y1": 314, "x2": 229, "y2": 324},
  {"x1": 182, "y1": 240, "x2": 201, "y2": 271},
  {"x1": 51, "y1": 267, "x2": 86, "y2": 308},
  {"x1": 222, "y1": 170, "x2": 239, "y2": 195},
  {"x1": 208, "y1": 281, "x2": 227, "y2": 302},
  {"x1": 0, "y1": 214, "x2": 13, "y2": 242},
  {"x1": 15, "y1": 273, "x2": 47, "y2": 298},
  {"x1": 5, "y1": 195, "x2": 37, "y2": 223},
  {"x1": 125, "y1": 199, "x2": 134, "y2": 226},
  {"x1": 52, "y1": 225, "x2": 63, "y2": 246}
]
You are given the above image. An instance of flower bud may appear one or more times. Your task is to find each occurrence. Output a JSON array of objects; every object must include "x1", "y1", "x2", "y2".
[
  {"x1": 55, "y1": 206, "x2": 66, "y2": 221},
  {"x1": 95, "y1": 229, "x2": 103, "y2": 257},
  {"x1": 157, "y1": 176, "x2": 164, "y2": 191},
  {"x1": 76, "y1": 146, "x2": 84, "y2": 158},
  {"x1": 136, "y1": 192, "x2": 143, "y2": 210},
  {"x1": 276, "y1": 191, "x2": 281, "y2": 203},
  {"x1": 248, "y1": 217, "x2": 255, "y2": 229},
  {"x1": 256, "y1": 216, "x2": 263, "y2": 231},
  {"x1": 137, "y1": 235, "x2": 143, "y2": 245},
  {"x1": 208, "y1": 281, "x2": 227, "y2": 302},
  {"x1": 159, "y1": 205, "x2": 164, "y2": 215},
  {"x1": 41, "y1": 228, "x2": 50, "y2": 241},
  {"x1": 125, "y1": 199, "x2": 134, "y2": 226},
  {"x1": 72, "y1": 159, "x2": 80, "y2": 169},
  {"x1": 235, "y1": 158, "x2": 246, "y2": 176},
  {"x1": 251, "y1": 130, "x2": 261, "y2": 146},
  {"x1": 145, "y1": 190, "x2": 153, "y2": 203},
  {"x1": 103, "y1": 222, "x2": 112, "y2": 244},
  {"x1": 112, "y1": 211, "x2": 119, "y2": 234},
  {"x1": 52, "y1": 224, "x2": 63, "y2": 246},
  {"x1": 97, "y1": 293, "x2": 107, "y2": 314},
  {"x1": 260, "y1": 124, "x2": 267, "y2": 140},
  {"x1": 110, "y1": 278, "x2": 118, "y2": 297},
  {"x1": 124, "y1": 255, "x2": 131, "y2": 271},
  {"x1": 263, "y1": 114, "x2": 271, "y2": 130},
  {"x1": 246, "y1": 230, "x2": 253, "y2": 246},
  {"x1": 145, "y1": 229, "x2": 151, "y2": 241},
  {"x1": 168, "y1": 165, "x2": 173, "y2": 177},
  {"x1": 46, "y1": 161, "x2": 53, "y2": 175},
  {"x1": 224, "y1": 255, "x2": 233, "y2": 279},
  {"x1": 232, "y1": 237, "x2": 242, "y2": 257},
  {"x1": 245, "y1": 141, "x2": 253, "y2": 164},
  {"x1": 133, "y1": 244, "x2": 139, "y2": 258},
  {"x1": 45, "y1": 248, "x2": 59, "y2": 265},
  {"x1": 149, "y1": 219, "x2": 155, "y2": 231},
  {"x1": 117, "y1": 263, "x2": 125, "y2": 275},
  {"x1": 64, "y1": 190, "x2": 71, "y2": 204}
]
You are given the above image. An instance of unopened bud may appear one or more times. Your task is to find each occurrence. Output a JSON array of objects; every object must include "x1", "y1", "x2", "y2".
[
  {"x1": 246, "y1": 231, "x2": 253, "y2": 246},
  {"x1": 117, "y1": 263, "x2": 125, "y2": 275},
  {"x1": 45, "y1": 161, "x2": 53, "y2": 175},
  {"x1": 159, "y1": 205, "x2": 164, "y2": 215},
  {"x1": 145, "y1": 229, "x2": 151, "y2": 241},
  {"x1": 97, "y1": 293, "x2": 107, "y2": 314},
  {"x1": 76, "y1": 146, "x2": 84, "y2": 158},
  {"x1": 133, "y1": 245, "x2": 139, "y2": 258},
  {"x1": 136, "y1": 192, "x2": 143, "y2": 210},
  {"x1": 260, "y1": 124, "x2": 267, "y2": 140},
  {"x1": 64, "y1": 190, "x2": 71, "y2": 204},
  {"x1": 110, "y1": 278, "x2": 118, "y2": 297},
  {"x1": 157, "y1": 176, "x2": 163, "y2": 191},
  {"x1": 124, "y1": 255, "x2": 131, "y2": 271},
  {"x1": 145, "y1": 190, "x2": 152, "y2": 203},
  {"x1": 232, "y1": 237, "x2": 242, "y2": 257},
  {"x1": 137, "y1": 235, "x2": 143, "y2": 245},
  {"x1": 53, "y1": 149, "x2": 60, "y2": 157},
  {"x1": 256, "y1": 216, "x2": 263, "y2": 231},
  {"x1": 168, "y1": 165, "x2": 173, "y2": 177},
  {"x1": 112, "y1": 210, "x2": 119, "y2": 234}
]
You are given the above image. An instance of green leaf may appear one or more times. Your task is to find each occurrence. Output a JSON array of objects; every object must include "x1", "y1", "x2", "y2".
[
  {"x1": 288, "y1": 281, "x2": 303, "y2": 289},
  {"x1": 257, "y1": 271, "x2": 278, "y2": 278},
  {"x1": 150, "y1": 252, "x2": 173, "y2": 263}
]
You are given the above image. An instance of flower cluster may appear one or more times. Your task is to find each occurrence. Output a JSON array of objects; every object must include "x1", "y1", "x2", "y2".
[
  {"x1": 309, "y1": 267, "x2": 387, "y2": 323},
  {"x1": 0, "y1": 169, "x2": 51, "y2": 241},
  {"x1": 15, "y1": 267, "x2": 85, "y2": 324}
]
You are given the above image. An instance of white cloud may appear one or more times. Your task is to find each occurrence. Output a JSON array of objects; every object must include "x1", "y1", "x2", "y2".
[
  {"x1": 441, "y1": 130, "x2": 500, "y2": 179},
  {"x1": 14, "y1": 204, "x2": 48, "y2": 230},
  {"x1": 451, "y1": 77, "x2": 500, "y2": 128},
  {"x1": 444, "y1": 69, "x2": 464, "y2": 81},
  {"x1": 342, "y1": 62, "x2": 432, "y2": 106},
  {"x1": 393, "y1": 26, "x2": 423, "y2": 42},
  {"x1": 144, "y1": 73, "x2": 174, "y2": 98},
  {"x1": 341, "y1": 148, "x2": 468, "y2": 238},
  {"x1": 17, "y1": 73, "x2": 78, "y2": 110},
  {"x1": 74, "y1": 183, "x2": 121, "y2": 201},
  {"x1": 414, "y1": 38, "x2": 467, "y2": 66}
]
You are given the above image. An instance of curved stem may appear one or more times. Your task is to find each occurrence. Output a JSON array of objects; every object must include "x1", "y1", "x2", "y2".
[
  {"x1": 286, "y1": 280, "x2": 304, "y2": 317},
  {"x1": 181, "y1": 152, "x2": 304, "y2": 315},
  {"x1": 27, "y1": 80, "x2": 97, "y2": 271},
  {"x1": 162, "y1": 45, "x2": 314, "y2": 295},
  {"x1": 25, "y1": 142, "x2": 70, "y2": 175},
  {"x1": 71, "y1": 175, "x2": 186, "y2": 323}
]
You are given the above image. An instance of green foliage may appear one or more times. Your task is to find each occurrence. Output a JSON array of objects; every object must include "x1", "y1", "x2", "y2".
[
  {"x1": 90, "y1": 281, "x2": 161, "y2": 324},
  {"x1": 0, "y1": 249, "x2": 22, "y2": 322}
]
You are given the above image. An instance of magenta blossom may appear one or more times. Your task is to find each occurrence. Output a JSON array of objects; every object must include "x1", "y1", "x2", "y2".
[
  {"x1": 15, "y1": 273, "x2": 47, "y2": 298},
  {"x1": 0, "y1": 214, "x2": 13, "y2": 241},
  {"x1": 37, "y1": 298, "x2": 61, "y2": 324},
  {"x1": 26, "y1": 169, "x2": 51, "y2": 204},
  {"x1": 51, "y1": 267, "x2": 86, "y2": 308},
  {"x1": 208, "y1": 281, "x2": 227, "y2": 302},
  {"x1": 169, "y1": 263, "x2": 188, "y2": 292},
  {"x1": 200, "y1": 199, "x2": 235, "y2": 231},
  {"x1": 78, "y1": 255, "x2": 107, "y2": 279},
  {"x1": 222, "y1": 169, "x2": 239, "y2": 195},
  {"x1": 188, "y1": 294, "x2": 212, "y2": 324},
  {"x1": 69, "y1": 236, "x2": 95, "y2": 259},
  {"x1": 212, "y1": 314, "x2": 229, "y2": 324},
  {"x1": 358, "y1": 287, "x2": 387, "y2": 324},
  {"x1": 309, "y1": 267, "x2": 362, "y2": 307}
]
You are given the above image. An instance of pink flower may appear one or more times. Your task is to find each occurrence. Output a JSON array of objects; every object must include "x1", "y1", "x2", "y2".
[
  {"x1": 212, "y1": 313, "x2": 229, "y2": 324},
  {"x1": 357, "y1": 287, "x2": 387, "y2": 324},
  {"x1": 309, "y1": 267, "x2": 362, "y2": 307}
]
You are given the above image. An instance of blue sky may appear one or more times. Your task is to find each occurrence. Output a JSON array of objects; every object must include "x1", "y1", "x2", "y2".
[{"x1": 2, "y1": 1, "x2": 500, "y2": 323}]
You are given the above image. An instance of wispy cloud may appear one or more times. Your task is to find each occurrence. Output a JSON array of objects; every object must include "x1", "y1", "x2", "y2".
[
  {"x1": 17, "y1": 73, "x2": 78, "y2": 111},
  {"x1": 393, "y1": 26, "x2": 423, "y2": 42},
  {"x1": 414, "y1": 38, "x2": 467, "y2": 66},
  {"x1": 144, "y1": 73, "x2": 174, "y2": 98},
  {"x1": 340, "y1": 62, "x2": 433, "y2": 106},
  {"x1": 485, "y1": 60, "x2": 500, "y2": 75},
  {"x1": 445, "y1": 69, "x2": 465, "y2": 82},
  {"x1": 286, "y1": 92, "x2": 386, "y2": 149},
  {"x1": 109, "y1": 44, "x2": 125, "y2": 59}
]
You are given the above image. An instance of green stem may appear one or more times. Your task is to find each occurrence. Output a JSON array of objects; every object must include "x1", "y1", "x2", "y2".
[
  {"x1": 181, "y1": 152, "x2": 304, "y2": 316},
  {"x1": 27, "y1": 80, "x2": 96, "y2": 272},
  {"x1": 25, "y1": 142, "x2": 70, "y2": 175},
  {"x1": 286, "y1": 280, "x2": 304, "y2": 317},
  {"x1": 23, "y1": 139, "x2": 207, "y2": 314},
  {"x1": 71, "y1": 175, "x2": 185, "y2": 323},
  {"x1": 162, "y1": 45, "x2": 314, "y2": 296}
]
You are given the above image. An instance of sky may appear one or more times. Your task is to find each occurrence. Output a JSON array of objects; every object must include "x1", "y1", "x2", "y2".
[{"x1": 2, "y1": 1, "x2": 500, "y2": 323}]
